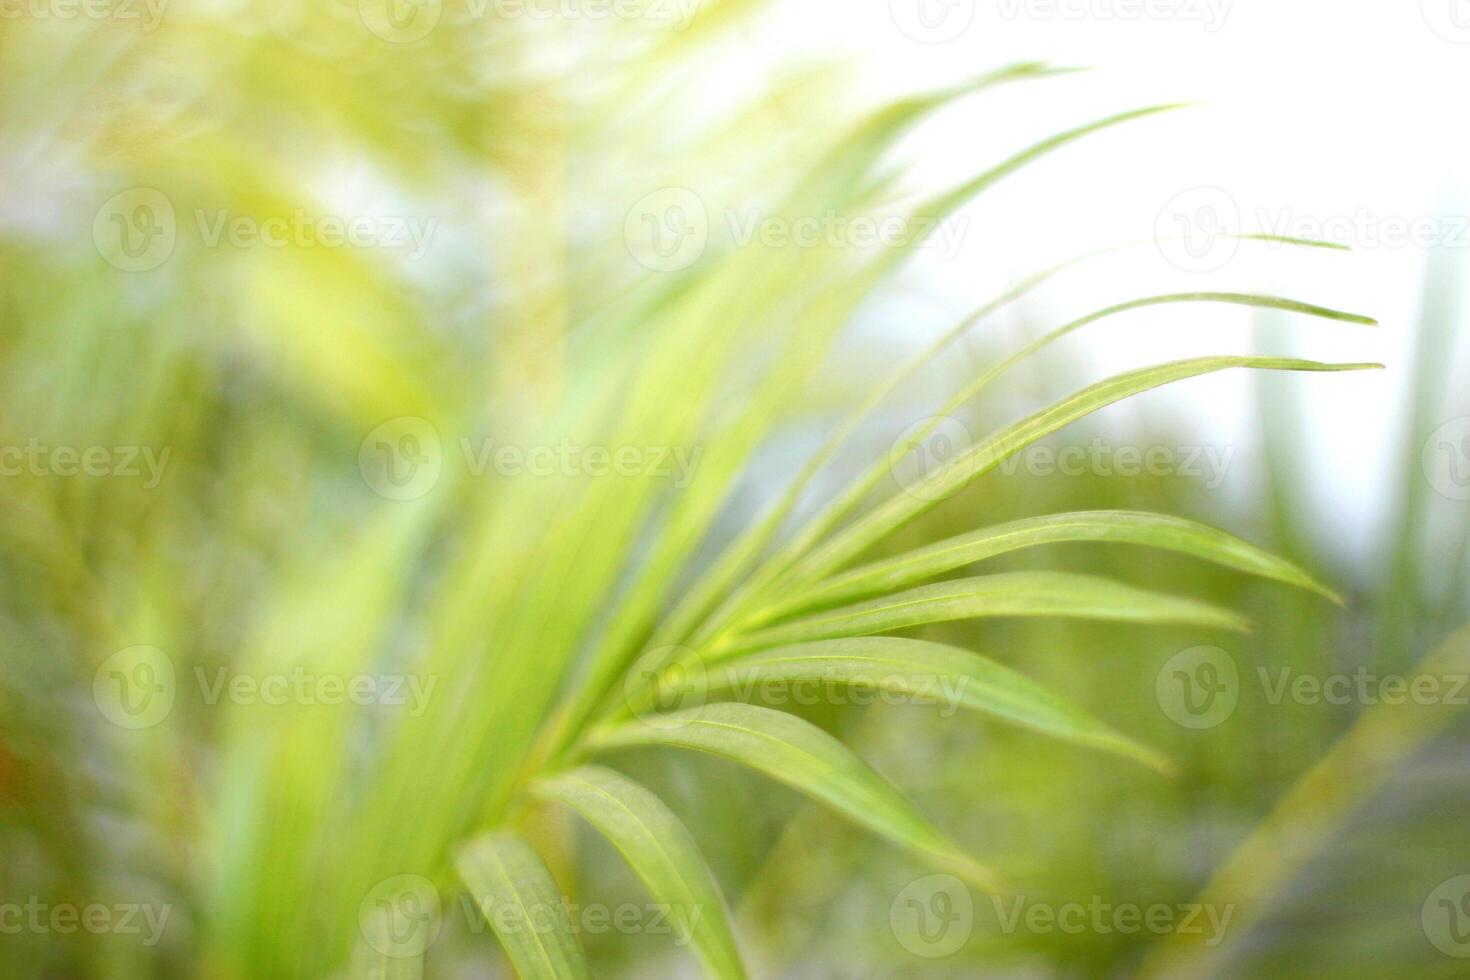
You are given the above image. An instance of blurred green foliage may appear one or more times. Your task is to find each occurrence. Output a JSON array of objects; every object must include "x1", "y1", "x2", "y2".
[{"x1": 0, "y1": 3, "x2": 1465, "y2": 978}]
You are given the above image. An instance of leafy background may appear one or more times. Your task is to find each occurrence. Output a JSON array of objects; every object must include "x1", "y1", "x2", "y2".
[{"x1": 0, "y1": 1, "x2": 1466, "y2": 977}]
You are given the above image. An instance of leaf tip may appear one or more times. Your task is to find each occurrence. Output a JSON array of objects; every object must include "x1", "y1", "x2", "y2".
[
  {"x1": 957, "y1": 858, "x2": 1011, "y2": 896},
  {"x1": 1144, "y1": 750, "x2": 1179, "y2": 778}
]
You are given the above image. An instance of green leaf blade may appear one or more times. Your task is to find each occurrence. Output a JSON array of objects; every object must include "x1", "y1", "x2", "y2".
[
  {"x1": 762, "y1": 510, "x2": 1340, "y2": 620},
  {"x1": 589, "y1": 702, "x2": 1004, "y2": 892},
  {"x1": 729, "y1": 571, "x2": 1249, "y2": 656},
  {"x1": 455, "y1": 831, "x2": 592, "y2": 980},
  {"x1": 709, "y1": 637, "x2": 1170, "y2": 772},
  {"x1": 785, "y1": 357, "x2": 1382, "y2": 588},
  {"x1": 531, "y1": 767, "x2": 747, "y2": 980}
]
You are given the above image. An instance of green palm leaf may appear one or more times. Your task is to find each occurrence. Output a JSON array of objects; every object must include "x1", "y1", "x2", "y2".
[
  {"x1": 723, "y1": 571, "x2": 1248, "y2": 658},
  {"x1": 531, "y1": 767, "x2": 746, "y2": 979},
  {"x1": 760, "y1": 510, "x2": 1340, "y2": 621},
  {"x1": 589, "y1": 702, "x2": 1004, "y2": 892},
  {"x1": 783, "y1": 357, "x2": 1380, "y2": 590},
  {"x1": 455, "y1": 832, "x2": 591, "y2": 980},
  {"x1": 707, "y1": 636, "x2": 1169, "y2": 771}
]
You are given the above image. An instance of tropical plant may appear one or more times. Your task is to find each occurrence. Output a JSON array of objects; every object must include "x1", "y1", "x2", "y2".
[{"x1": 0, "y1": 3, "x2": 1419, "y2": 979}]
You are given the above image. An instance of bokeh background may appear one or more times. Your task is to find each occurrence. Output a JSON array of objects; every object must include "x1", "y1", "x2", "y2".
[{"x1": 1, "y1": 0, "x2": 1467, "y2": 976}]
